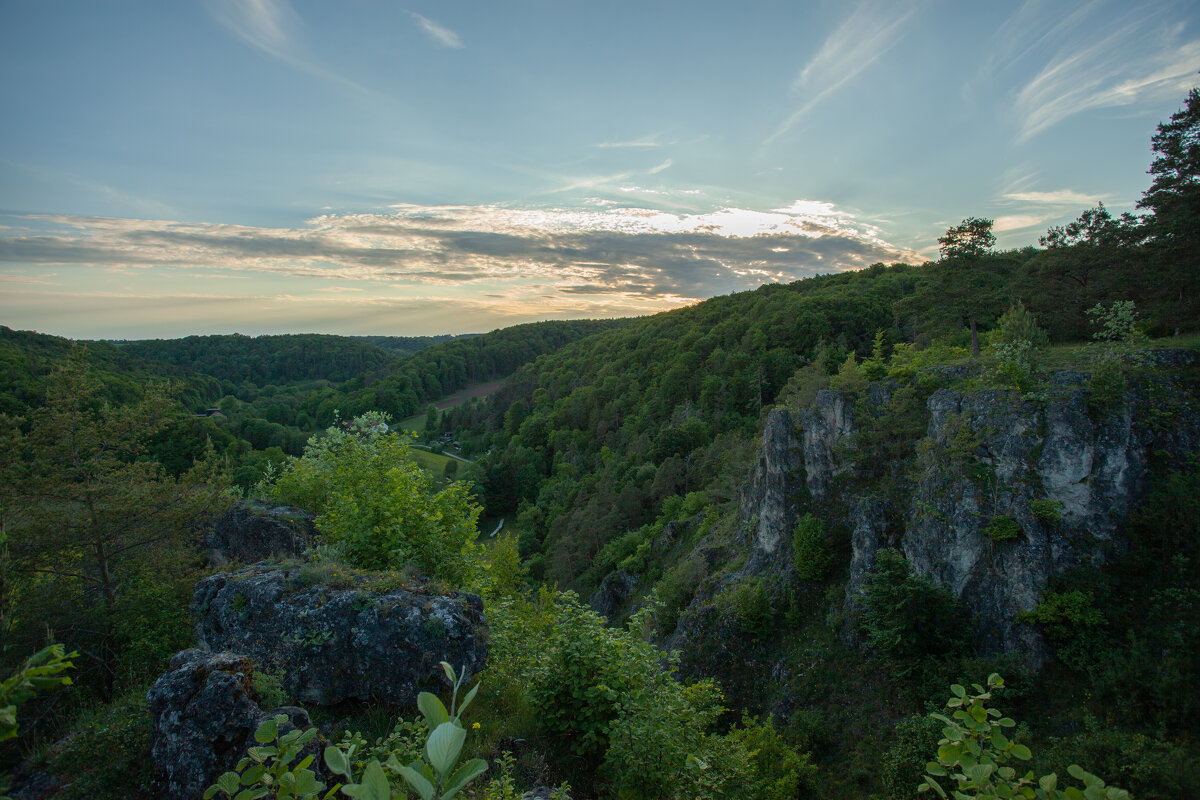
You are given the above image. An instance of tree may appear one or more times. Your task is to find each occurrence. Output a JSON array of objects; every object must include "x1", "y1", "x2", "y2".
[
  {"x1": 1, "y1": 363, "x2": 225, "y2": 700},
  {"x1": 937, "y1": 218, "x2": 998, "y2": 356},
  {"x1": 1137, "y1": 86, "x2": 1200, "y2": 332}
]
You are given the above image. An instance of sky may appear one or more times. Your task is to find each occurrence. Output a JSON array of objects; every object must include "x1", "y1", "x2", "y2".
[{"x1": 1, "y1": 1, "x2": 1197, "y2": 339}]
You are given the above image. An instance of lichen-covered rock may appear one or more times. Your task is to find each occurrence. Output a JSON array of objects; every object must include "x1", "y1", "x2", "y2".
[
  {"x1": 146, "y1": 649, "x2": 268, "y2": 799},
  {"x1": 192, "y1": 564, "x2": 488, "y2": 705},
  {"x1": 205, "y1": 500, "x2": 315, "y2": 565}
]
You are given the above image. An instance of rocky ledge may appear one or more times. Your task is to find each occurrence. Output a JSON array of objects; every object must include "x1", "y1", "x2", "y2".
[{"x1": 192, "y1": 563, "x2": 488, "y2": 706}]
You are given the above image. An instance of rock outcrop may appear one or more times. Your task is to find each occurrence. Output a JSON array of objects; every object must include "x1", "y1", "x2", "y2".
[
  {"x1": 147, "y1": 650, "x2": 276, "y2": 799},
  {"x1": 204, "y1": 500, "x2": 315, "y2": 565},
  {"x1": 739, "y1": 408, "x2": 803, "y2": 573},
  {"x1": 192, "y1": 564, "x2": 488, "y2": 705},
  {"x1": 590, "y1": 570, "x2": 639, "y2": 619},
  {"x1": 730, "y1": 361, "x2": 1198, "y2": 661}
]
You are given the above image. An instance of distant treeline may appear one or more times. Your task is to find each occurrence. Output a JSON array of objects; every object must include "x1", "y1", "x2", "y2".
[
  {"x1": 119, "y1": 333, "x2": 397, "y2": 385},
  {"x1": 349, "y1": 333, "x2": 474, "y2": 356}
]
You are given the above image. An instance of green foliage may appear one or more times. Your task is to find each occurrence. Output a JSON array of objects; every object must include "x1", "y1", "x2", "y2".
[
  {"x1": 984, "y1": 516, "x2": 1022, "y2": 543},
  {"x1": 0, "y1": 644, "x2": 75, "y2": 743},
  {"x1": 1086, "y1": 359, "x2": 1126, "y2": 415},
  {"x1": 265, "y1": 413, "x2": 481, "y2": 583},
  {"x1": 861, "y1": 550, "x2": 972, "y2": 675},
  {"x1": 47, "y1": 691, "x2": 151, "y2": 800},
  {"x1": 1086, "y1": 301, "x2": 1145, "y2": 345},
  {"x1": 726, "y1": 714, "x2": 818, "y2": 800},
  {"x1": 205, "y1": 714, "x2": 332, "y2": 800},
  {"x1": 920, "y1": 674, "x2": 1130, "y2": 800},
  {"x1": 1029, "y1": 500, "x2": 1063, "y2": 527},
  {"x1": 792, "y1": 514, "x2": 832, "y2": 581},
  {"x1": 254, "y1": 670, "x2": 291, "y2": 709},
  {"x1": 528, "y1": 593, "x2": 656, "y2": 760},
  {"x1": 830, "y1": 353, "x2": 868, "y2": 395},
  {"x1": 883, "y1": 714, "x2": 944, "y2": 800},
  {"x1": 1017, "y1": 591, "x2": 1106, "y2": 665},
  {"x1": 887, "y1": 340, "x2": 972, "y2": 381},
  {"x1": 384, "y1": 662, "x2": 488, "y2": 800},
  {"x1": 988, "y1": 302, "x2": 1050, "y2": 349},
  {"x1": 723, "y1": 578, "x2": 773, "y2": 639},
  {"x1": 1, "y1": 363, "x2": 226, "y2": 701}
]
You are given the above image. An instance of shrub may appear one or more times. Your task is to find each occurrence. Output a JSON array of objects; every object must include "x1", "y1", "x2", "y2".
[
  {"x1": 265, "y1": 413, "x2": 482, "y2": 584},
  {"x1": 984, "y1": 515, "x2": 1022, "y2": 543},
  {"x1": 49, "y1": 692, "x2": 151, "y2": 800},
  {"x1": 792, "y1": 513, "x2": 832, "y2": 581},
  {"x1": 1030, "y1": 499, "x2": 1064, "y2": 526},
  {"x1": 724, "y1": 578, "x2": 773, "y2": 639},
  {"x1": 920, "y1": 674, "x2": 1130, "y2": 800},
  {"x1": 881, "y1": 713, "x2": 942, "y2": 800}
]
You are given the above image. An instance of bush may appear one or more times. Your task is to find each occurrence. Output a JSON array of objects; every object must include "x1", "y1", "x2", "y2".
[
  {"x1": 984, "y1": 515, "x2": 1022, "y2": 543},
  {"x1": 1030, "y1": 498, "x2": 1064, "y2": 526},
  {"x1": 265, "y1": 412, "x2": 482, "y2": 584},
  {"x1": 723, "y1": 579, "x2": 773, "y2": 639},
  {"x1": 881, "y1": 713, "x2": 942, "y2": 800},
  {"x1": 49, "y1": 692, "x2": 151, "y2": 800},
  {"x1": 792, "y1": 514, "x2": 832, "y2": 581}
]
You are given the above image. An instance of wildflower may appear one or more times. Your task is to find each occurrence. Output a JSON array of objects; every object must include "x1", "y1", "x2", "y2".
[{"x1": 472, "y1": 722, "x2": 480, "y2": 730}]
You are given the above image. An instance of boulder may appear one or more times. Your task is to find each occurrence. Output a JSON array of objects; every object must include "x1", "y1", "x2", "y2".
[
  {"x1": 192, "y1": 564, "x2": 488, "y2": 706},
  {"x1": 204, "y1": 500, "x2": 315, "y2": 565},
  {"x1": 589, "y1": 570, "x2": 639, "y2": 619},
  {"x1": 146, "y1": 650, "x2": 270, "y2": 799}
]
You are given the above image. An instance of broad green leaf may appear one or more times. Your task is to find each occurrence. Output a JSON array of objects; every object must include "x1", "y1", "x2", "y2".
[
  {"x1": 418, "y1": 691, "x2": 450, "y2": 728},
  {"x1": 993, "y1": 729, "x2": 1009, "y2": 750},
  {"x1": 427, "y1": 721, "x2": 466, "y2": 775},
  {"x1": 457, "y1": 682, "x2": 480, "y2": 716},
  {"x1": 951, "y1": 684, "x2": 967, "y2": 698},
  {"x1": 1040, "y1": 773, "x2": 1058, "y2": 792},
  {"x1": 441, "y1": 758, "x2": 488, "y2": 800},
  {"x1": 360, "y1": 759, "x2": 392, "y2": 800},
  {"x1": 324, "y1": 745, "x2": 351, "y2": 778},
  {"x1": 1011, "y1": 743, "x2": 1032, "y2": 761},
  {"x1": 254, "y1": 717, "x2": 279, "y2": 743},
  {"x1": 219, "y1": 771, "x2": 241, "y2": 795},
  {"x1": 440, "y1": 661, "x2": 457, "y2": 684},
  {"x1": 398, "y1": 763, "x2": 436, "y2": 800}
]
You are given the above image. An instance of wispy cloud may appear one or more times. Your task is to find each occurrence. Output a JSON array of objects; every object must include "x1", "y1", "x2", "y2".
[
  {"x1": 207, "y1": 0, "x2": 373, "y2": 94},
  {"x1": 765, "y1": 1, "x2": 921, "y2": 146},
  {"x1": 1002, "y1": 189, "x2": 1106, "y2": 205},
  {"x1": 410, "y1": 13, "x2": 464, "y2": 49},
  {"x1": 1011, "y1": 4, "x2": 1200, "y2": 142},
  {"x1": 591, "y1": 138, "x2": 668, "y2": 149}
]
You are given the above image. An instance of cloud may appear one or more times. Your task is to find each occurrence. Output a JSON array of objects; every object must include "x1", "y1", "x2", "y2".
[
  {"x1": 0, "y1": 202, "x2": 919, "y2": 311},
  {"x1": 1012, "y1": 5, "x2": 1200, "y2": 142},
  {"x1": 410, "y1": 13, "x2": 464, "y2": 49},
  {"x1": 993, "y1": 214, "x2": 1053, "y2": 232},
  {"x1": 591, "y1": 138, "x2": 669, "y2": 149},
  {"x1": 1002, "y1": 189, "x2": 1106, "y2": 205},
  {"x1": 765, "y1": 1, "x2": 921, "y2": 146},
  {"x1": 207, "y1": 0, "x2": 373, "y2": 94}
]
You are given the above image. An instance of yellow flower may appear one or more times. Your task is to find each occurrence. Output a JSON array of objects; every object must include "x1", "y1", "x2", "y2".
[{"x1": 471, "y1": 722, "x2": 480, "y2": 730}]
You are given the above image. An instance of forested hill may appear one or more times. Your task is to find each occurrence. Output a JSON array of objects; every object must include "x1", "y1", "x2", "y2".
[
  {"x1": 457, "y1": 211, "x2": 1195, "y2": 587},
  {"x1": 0, "y1": 326, "x2": 219, "y2": 417},
  {"x1": 119, "y1": 333, "x2": 398, "y2": 385},
  {"x1": 343, "y1": 318, "x2": 629, "y2": 422}
]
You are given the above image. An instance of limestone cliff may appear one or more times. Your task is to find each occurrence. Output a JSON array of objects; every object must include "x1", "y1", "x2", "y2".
[{"x1": 730, "y1": 353, "x2": 1198, "y2": 661}]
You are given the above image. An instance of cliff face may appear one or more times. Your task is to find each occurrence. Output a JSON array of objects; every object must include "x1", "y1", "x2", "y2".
[{"x1": 732, "y1": 356, "x2": 1199, "y2": 660}]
